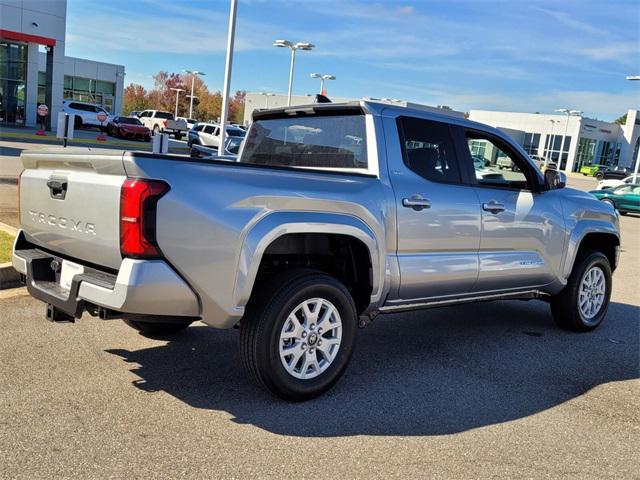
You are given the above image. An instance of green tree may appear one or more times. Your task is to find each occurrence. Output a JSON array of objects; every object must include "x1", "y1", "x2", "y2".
[
  {"x1": 615, "y1": 113, "x2": 627, "y2": 125},
  {"x1": 122, "y1": 83, "x2": 150, "y2": 115}
]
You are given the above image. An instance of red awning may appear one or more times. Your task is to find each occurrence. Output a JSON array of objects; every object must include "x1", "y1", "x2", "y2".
[{"x1": 0, "y1": 29, "x2": 57, "y2": 46}]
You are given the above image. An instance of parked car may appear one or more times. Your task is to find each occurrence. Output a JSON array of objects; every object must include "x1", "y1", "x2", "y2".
[
  {"x1": 495, "y1": 154, "x2": 513, "y2": 170},
  {"x1": 596, "y1": 175, "x2": 639, "y2": 190},
  {"x1": 177, "y1": 117, "x2": 198, "y2": 130},
  {"x1": 529, "y1": 155, "x2": 556, "y2": 172},
  {"x1": 189, "y1": 138, "x2": 240, "y2": 160},
  {"x1": 187, "y1": 123, "x2": 246, "y2": 148},
  {"x1": 13, "y1": 100, "x2": 620, "y2": 401},
  {"x1": 137, "y1": 110, "x2": 187, "y2": 140},
  {"x1": 107, "y1": 116, "x2": 151, "y2": 142},
  {"x1": 580, "y1": 163, "x2": 607, "y2": 176},
  {"x1": 595, "y1": 165, "x2": 632, "y2": 181},
  {"x1": 589, "y1": 184, "x2": 640, "y2": 215},
  {"x1": 61, "y1": 100, "x2": 111, "y2": 130}
]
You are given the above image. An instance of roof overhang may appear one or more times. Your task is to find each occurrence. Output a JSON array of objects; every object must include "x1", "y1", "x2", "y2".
[{"x1": 0, "y1": 29, "x2": 56, "y2": 46}]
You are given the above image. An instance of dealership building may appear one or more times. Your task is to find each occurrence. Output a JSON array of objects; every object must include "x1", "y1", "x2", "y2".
[
  {"x1": 469, "y1": 109, "x2": 640, "y2": 173},
  {"x1": 0, "y1": 0, "x2": 125, "y2": 128}
]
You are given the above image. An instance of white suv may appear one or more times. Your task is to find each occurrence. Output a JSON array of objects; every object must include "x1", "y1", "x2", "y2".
[{"x1": 62, "y1": 100, "x2": 111, "y2": 130}]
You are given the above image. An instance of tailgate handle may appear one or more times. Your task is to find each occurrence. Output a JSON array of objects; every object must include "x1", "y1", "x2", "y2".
[{"x1": 47, "y1": 178, "x2": 68, "y2": 200}]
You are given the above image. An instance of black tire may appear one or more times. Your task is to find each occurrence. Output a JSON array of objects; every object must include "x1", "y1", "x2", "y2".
[
  {"x1": 619, "y1": 211, "x2": 628, "y2": 216},
  {"x1": 595, "y1": 173, "x2": 604, "y2": 180},
  {"x1": 74, "y1": 116, "x2": 82, "y2": 129},
  {"x1": 601, "y1": 198, "x2": 615, "y2": 209},
  {"x1": 175, "y1": 132, "x2": 183, "y2": 141},
  {"x1": 550, "y1": 250, "x2": 612, "y2": 332},
  {"x1": 240, "y1": 269, "x2": 358, "y2": 401},
  {"x1": 123, "y1": 318, "x2": 193, "y2": 336}
]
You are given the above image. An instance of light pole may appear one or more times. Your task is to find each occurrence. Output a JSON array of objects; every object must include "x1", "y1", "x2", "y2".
[
  {"x1": 628, "y1": 76, "x2": 640, "y2": 181},
  {"x1": 310, "y1": 73, "x2": 335, "y2": 94},
  {"x1": 554, "y1": 108, "x2": 581, "y2": 171},
  {"x1": 183, "y1": 70, "x2": 205, "y2": 119},
  {"x1": 218, "y1": 0, "x2": 238, "y2": 157},
  {"x1": 548, "y1": 119, "x2": 559, "y2": 166},
  {"x1": 170, "y1": 87, "x2": 185, "y2": 118},
  {"x1": 260, "y1": 92, "x2": 275, "y2": 108},
  {"x1": 273, "y1": 39, "x2": 315, "y2": 106}
]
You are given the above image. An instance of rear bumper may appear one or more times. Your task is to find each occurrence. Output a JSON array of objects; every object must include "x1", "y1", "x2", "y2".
[{"x1": 12, "y1": 230, "x2": 200, "y2": 319}]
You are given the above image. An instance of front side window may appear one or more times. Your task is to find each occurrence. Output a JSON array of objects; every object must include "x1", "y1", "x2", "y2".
[
  {"x1": 396, "y1": 116, "x2": 461, "y2": 184},
  {"x1": 203, "y1": 125, "x2": 215, "y2": 134},
  {"x1": 465, "y1": 133, "x2": 531, "y2": 190},
  {"x1": 240, "y1": 113, "x2": 368, "y2": 170}
]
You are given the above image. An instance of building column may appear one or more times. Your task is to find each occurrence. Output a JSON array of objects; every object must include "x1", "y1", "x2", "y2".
[{"x1": 25, "y1": 43, "x2": 39, "y2": 127}]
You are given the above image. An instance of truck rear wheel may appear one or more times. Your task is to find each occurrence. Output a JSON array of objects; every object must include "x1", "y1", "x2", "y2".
[
  {"x1": 123, "y1": 318, "x2": 193, "y2": 336},
  {"x1": 240, "y1": 269, "x2": 357, "y2": 401},
  {"x1": 550, "y1": 250, "x2": 612, "y2": 332},
  {"x1": 174, "y1": 132, "x2": 183, "y2": 141}
]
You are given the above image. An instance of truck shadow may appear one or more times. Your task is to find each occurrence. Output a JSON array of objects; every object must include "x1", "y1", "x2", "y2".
[{"x1": 106, "y1": 300, "x2": 639, "y2": 437}]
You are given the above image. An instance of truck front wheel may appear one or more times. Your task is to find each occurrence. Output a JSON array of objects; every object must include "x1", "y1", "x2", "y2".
[
  {"x1": 240, "y1": 270, "x2": 357, "y2": 401},
  {"x1": 550, "y1": 250, "x2": 612, "y2": 332}
]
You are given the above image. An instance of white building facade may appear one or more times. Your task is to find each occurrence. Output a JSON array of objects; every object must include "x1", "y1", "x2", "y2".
[
  {"x1": 469, "y1": 109, "x2": 640, "y2": 173},
  {"x1": 0, "y1": 0, "x2": 124, "y2": 128}
]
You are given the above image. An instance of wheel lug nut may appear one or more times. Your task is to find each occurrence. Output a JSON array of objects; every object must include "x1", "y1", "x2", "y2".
[
  {"x1": 302, "y1": 343, "x2": 307, "y2": 349},
  {"x1": 318, "y1": 340, "x2": 322, "y2": 345},
  {"x1": 318, "y1": 328, "x2": 323, "y2": 334},
  {"x1": 310, "y1": 324, "x2": 315, "y2": 330},
  {"x1": 309, "y1": 347, "x2": 315, "y2": 353},
  {"x1": 302, "y1": 332, "x2": 307, "y2": 338}
]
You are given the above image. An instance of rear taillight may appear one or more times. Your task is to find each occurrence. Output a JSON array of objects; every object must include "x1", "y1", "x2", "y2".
[
  {"x1": 120, "y1": 179, "x2": 169, "y2": 258},
  {"x1": 163, "y1": 119, "x2": 168, "y2": 128}
]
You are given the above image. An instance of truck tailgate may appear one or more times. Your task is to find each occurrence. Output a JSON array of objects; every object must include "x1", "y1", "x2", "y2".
[{"x1": 19, "y1": 148, "x2": 127, "y2": 270}]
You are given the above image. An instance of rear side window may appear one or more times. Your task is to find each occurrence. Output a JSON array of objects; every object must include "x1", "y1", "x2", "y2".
[
  {"x1": 397, "y1": 116, "x2": 461, "y2": 184},
  {"x1": 154, "y1": 111, "x2": 174, "y2": 120},
  {"x1": 240, "y1": 114, "x2": 368, "y2": 170}
]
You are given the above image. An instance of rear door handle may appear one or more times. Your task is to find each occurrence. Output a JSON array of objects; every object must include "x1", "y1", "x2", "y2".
[
  {"x1": 402, "y1": 195, "x2": 431, "y2": 211},
  {"x1": 482, "y1": 201, "x2": 505, "y2": 213}
]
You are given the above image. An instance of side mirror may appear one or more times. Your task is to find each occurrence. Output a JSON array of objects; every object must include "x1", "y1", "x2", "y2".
[{"x1": 545, "y1": 169, "x2": 566, "y2": 190}]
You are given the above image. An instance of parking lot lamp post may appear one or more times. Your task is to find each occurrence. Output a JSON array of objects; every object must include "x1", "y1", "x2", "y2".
[
  {"x1": 273, "y1": 40, "x2": 315, "y2": 106},
  {"x1": 170, "y1": 88, "x2": 185, "y2": 118},
  {"x1": 627, "y1": 76, "x2": 640, "y2": 180},
  {"x1": 260, "y1": 92, "x2": 275, "y2": 108},
  {"x1": 218, "y1": 0, "x2": 238, "y2": 157},
  {"x1": 555, "y1": 109, "x2": 581, "y2": 171},
  {"x1": 183, "y1": 70, "x2": 205, "y2": 119},
  {"x1": 548, "y1": 119, "x2": 558, "y2": 166},
  {"x1": 310, "y1": 73, "x2": 335, "y2": 94}
]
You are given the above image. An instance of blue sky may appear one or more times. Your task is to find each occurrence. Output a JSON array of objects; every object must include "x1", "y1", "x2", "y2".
[{"x1": 66, "y1": 0, "x2": 640, "y2": 121}]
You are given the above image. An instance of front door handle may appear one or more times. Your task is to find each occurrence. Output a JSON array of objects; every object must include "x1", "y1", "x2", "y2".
[
  {"x1": 482, "y1": 201, "x2": 505, "y2": 214},
  {"x1": 402, "y1": 195, "x2": 431, "y2": 211}
]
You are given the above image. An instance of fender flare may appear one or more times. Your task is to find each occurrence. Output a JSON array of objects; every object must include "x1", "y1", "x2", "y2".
[
  {"x1": 562, "y1": 220, "x2": 620, "y2": 280},
  {"x1": 233, "y1": 211, "x2": 385, "y2": 310}
]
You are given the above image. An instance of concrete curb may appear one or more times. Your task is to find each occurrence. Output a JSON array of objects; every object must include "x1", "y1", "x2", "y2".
[
  {"x1": 0, "y1": 223, "x2": 19, "y2": 290},
  {"x1": 0, "y1": 222, "x2": 18, "y2": 236}
]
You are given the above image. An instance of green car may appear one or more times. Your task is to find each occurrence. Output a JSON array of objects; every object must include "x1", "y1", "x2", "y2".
[
  {"x1": 580, "y1": 164, "x2": 606, "y2": 176},
  {"x1": 589, "y1": 184, "x2": 640, "y2": 215}
]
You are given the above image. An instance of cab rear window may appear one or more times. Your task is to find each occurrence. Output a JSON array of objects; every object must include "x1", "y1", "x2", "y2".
[{"x1": 240, "y1": 114, "x2": 367, "y2": 170}]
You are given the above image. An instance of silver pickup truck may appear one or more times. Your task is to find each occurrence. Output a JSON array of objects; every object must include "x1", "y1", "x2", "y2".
[{"x1": 13, "y1": 100, "x2": 620, "y2": 401}]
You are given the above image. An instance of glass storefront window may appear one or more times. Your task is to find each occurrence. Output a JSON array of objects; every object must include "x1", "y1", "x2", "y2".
[
  {"x1": 59, "y1": 75, "x2": 116, "y2": 112},
  {"x1": 0, "y1": 41, "x2": 28, "y2": 126},
  {"x1": 574, "y1": 137, "x2": 597, "y2": 172}
]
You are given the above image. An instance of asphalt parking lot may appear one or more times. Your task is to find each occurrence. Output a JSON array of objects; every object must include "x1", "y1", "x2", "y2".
[{"x1": 0, "y1": 139, "x2": 638, "y2": 478}]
